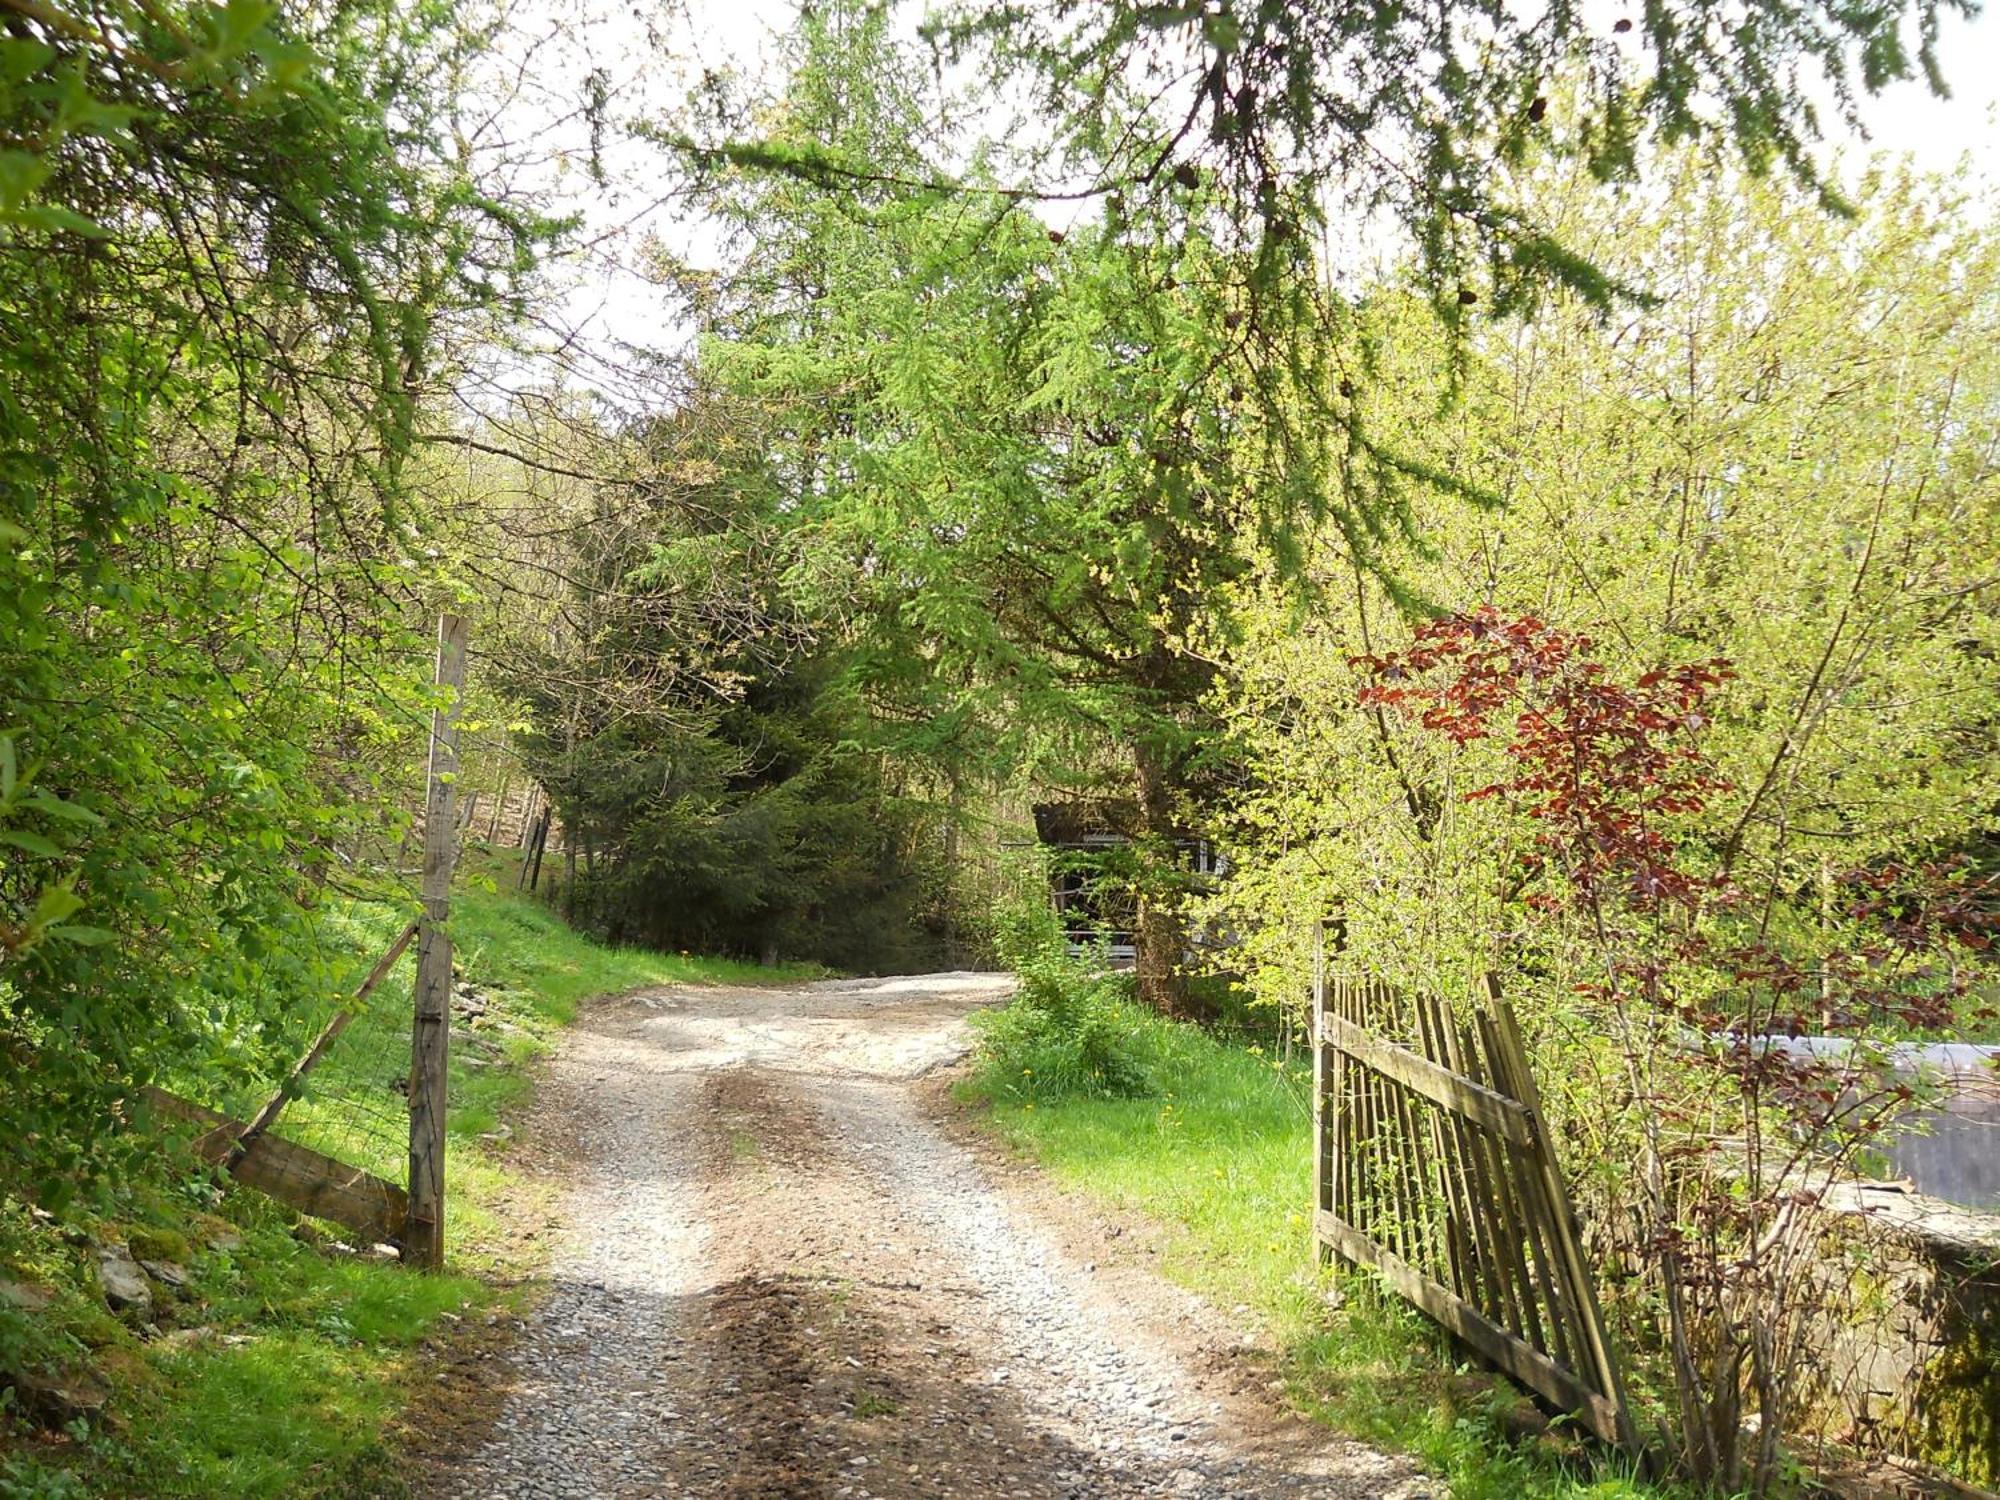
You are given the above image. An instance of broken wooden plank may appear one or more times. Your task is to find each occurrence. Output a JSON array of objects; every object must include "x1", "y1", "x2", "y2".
[{"x1": 143, "y1": 1087, "x2": 406, "y2": 1246}]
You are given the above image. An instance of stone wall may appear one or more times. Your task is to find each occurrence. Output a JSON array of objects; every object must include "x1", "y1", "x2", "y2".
[{"x1": 1810, "y1": 1183, "x2": 2000, "y2": 1487}]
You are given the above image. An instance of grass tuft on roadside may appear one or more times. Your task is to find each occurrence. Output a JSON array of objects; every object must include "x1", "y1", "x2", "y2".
[{"x1": 961, "y1": 991, "x2": 1692, "y2": 1500}]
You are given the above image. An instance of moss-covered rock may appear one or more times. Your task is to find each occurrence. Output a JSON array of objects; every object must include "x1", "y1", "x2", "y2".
[
  {"x1": 123, "y1": 1225, "x2": 191, "y2": 1264},
  {"x1": 1912, "y1": 1286, "x2": 2000, "y2": 1486}
]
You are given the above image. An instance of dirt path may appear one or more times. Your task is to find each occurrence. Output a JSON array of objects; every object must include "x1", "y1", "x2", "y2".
[{"x1": 441, "y1": 974, "x2": 1425, "y2": 1500}]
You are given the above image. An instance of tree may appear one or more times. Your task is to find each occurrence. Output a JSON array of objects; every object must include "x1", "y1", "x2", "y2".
[
  {"x1": 933, "y1": 0, "x2": 1973, "y2": 317},
  {"x1": 462, "y1": 385, "x2": 949, "y2": 971},
  {"x1": 678, "y1": 4, "x2": 1367, "y2": 1011}
]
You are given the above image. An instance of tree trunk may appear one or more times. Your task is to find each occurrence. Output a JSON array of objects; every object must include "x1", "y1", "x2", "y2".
[
  {"x1": 1131, "y1": 736, "x2": 1194, "y2": 1019},
  {"x1": 486, "y1": 770, "x2": 509, "y2": 842},
  {"x1": 942, "y1": 772, "x2": 962, "y2": 964},
  {"x1": 560, "y1": 694, "x2": 580, "y2": 921}
]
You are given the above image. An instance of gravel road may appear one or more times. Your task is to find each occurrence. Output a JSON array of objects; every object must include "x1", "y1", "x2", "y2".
[{"x1": 445, "y1": 974, "x2": 1426, "y2": 1500}]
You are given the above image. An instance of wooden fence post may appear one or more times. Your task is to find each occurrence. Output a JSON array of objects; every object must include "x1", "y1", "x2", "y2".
[
  {"x1": 1313, "y1": 920, "x2": 1332, "y2": 1267},
  {"x1": 526, "y1": 811, "x2": 550, "y2": 892},
  {"x1": 406, "y1": 613, "x2": 467, "y2": 1270}
]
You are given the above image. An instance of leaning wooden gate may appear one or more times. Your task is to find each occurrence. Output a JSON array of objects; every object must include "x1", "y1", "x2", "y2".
[{"x1": 1313, "y1": 955, "x2": 1638, "y2": 1451}]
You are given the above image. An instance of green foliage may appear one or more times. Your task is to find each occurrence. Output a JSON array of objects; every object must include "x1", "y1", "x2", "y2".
[
  {"x1": 539, "y1": 649, "x2": 947, "y2": 972},
  {"x1": 676, "y1": 6, "x2": 1366, "y2": 1006},
  {"x1": 972, "y1": 893, "x2": 1149, "y2": 1099},
  {"x1": 483, "y1": 397, "x2": 956, "y2": 974},
  {"x1": 933, "y1": 0, "x2": 1968, "y2": 331},
  {"x1": 0, "y1": 0, "x2": 547, "y2": 1193}
]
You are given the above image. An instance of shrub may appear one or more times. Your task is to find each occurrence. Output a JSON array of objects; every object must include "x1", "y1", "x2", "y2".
[
  {"x1": 975, "y1": 896, "x2": 1151, "y2": 1100},
  {"x1": 1349, "y1": 609, "x2": 1999, "y2": 1492}
]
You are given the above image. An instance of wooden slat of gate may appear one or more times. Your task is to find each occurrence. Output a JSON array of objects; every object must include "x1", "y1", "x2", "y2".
[
  {"x1": 1486, "y1": 988, "x2": 1633, "y2": 1431},
  {"x1": 1415, "y1": 992, "x2": 1494, "y2": 1321},
  {"x1": 1313, "y1": 973, "x2": 1638, "y2": 1453},
  {"x1": 1312, "y1": 1210, "x2": 1630, "y2": 1442}
]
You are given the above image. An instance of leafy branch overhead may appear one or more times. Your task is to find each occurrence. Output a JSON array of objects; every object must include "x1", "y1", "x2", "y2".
[{"x1": 930, "y1": 0, "x2": 1970, "y2": 311}]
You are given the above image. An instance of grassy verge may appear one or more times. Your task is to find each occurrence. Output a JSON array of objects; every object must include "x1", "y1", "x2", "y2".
[
  {"x1": 0, "y1": 851, "x2": 806, "y2": 1499},
  {"x1": 959, "y1": 993, "x2": 1685, "y2": 1500}
]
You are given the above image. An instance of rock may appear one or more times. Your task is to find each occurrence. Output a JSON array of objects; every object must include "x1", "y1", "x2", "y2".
[
  {"x1": 139, "y1": 1259, "x2": 190, "y2": 1291},
  {"x1": 206, "y1": 1227, "x2": 244, "y2": 1253},
  {"x1": 0, "y1": 1278, "x2": 54, "y2": 1313},
  {"x1": 95, "y1": 1245, "x2": 151, "y2": 1315},
  {"x1": 10, "y1": 1367, "x2": 107, "y2": 1428}
]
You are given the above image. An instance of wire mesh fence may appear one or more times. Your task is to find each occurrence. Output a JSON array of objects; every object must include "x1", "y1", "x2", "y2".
[
  {"x1": 261, "y1": 902, "x2": 426, "y2": 1195},
  {"x1": 142, "y1": 900, "x2": 425, "y2": 1246}
]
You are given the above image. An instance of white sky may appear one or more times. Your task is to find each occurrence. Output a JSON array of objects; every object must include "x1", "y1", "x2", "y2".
[{"x1": 478, "y1": 0, "x2": 2000, "y2": 411}]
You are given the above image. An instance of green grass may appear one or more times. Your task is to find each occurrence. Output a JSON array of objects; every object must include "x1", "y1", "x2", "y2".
[
  {"x1": 1, "y1": 851, "x2": 803, "y2": 1498},
  {"x1": 960, "y1": 997, "x2": 1693, "y2": 1500}
]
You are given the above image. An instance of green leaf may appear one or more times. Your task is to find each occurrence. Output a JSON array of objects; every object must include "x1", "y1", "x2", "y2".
[
  {"x1": 47, "y1": 924, "x2": 114, "y2": 946},
  {"x1": 205, "y1": 0, "x2": 277, "y2": 60},
  {"x1": 0, "y1": 829, "x2": 59, "y2": 857},
  {"x1": 0, "y1": 38, "x2": 56, "y2": 87},
  {"x1": 51, "y1": 68, "x2": 137, "y2": 142},
  {"x1": 22, "y1": 789, "x2": 102, "y2": 826},
  {"x1": 251, "y1": 36, "x2": 317, "y2": 94},
  {"x1": 28, "y1": 885, "x2": 83, "y2": 927},
  {"x1": 10, "y1": 204, "x2": 108, "y2": 238},
  {"x1": 0, "y1": 149, "x2": 53, "y2": 214}
]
